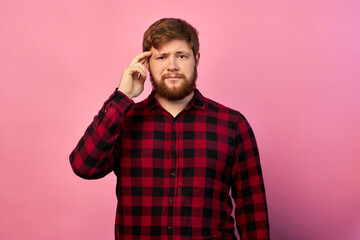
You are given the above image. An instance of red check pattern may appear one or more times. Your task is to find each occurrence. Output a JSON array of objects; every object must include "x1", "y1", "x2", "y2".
[{"x1": 70, "y1": 89, "x2": 269, "y2": 239}]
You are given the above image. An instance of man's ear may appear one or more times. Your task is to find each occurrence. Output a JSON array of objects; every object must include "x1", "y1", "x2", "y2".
[{"x1": 196, "y1": 53, "x2": 200, "y2": 66}]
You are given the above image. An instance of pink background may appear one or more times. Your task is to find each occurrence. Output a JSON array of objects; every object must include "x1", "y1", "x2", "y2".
[{"x1": 1, "y1": 0, "x2": 359, "y2": 239}]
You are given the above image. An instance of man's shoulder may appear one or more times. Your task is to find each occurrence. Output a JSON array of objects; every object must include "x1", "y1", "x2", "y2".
[
  {"x1": 132, "y1": 98, "x2": 148, "y2": 110},
  {"x1": 204, "y1": 96, "x2": 253, "y2": 133},
  {"x1": 204, "y1": 95, "x2": 242, "y2": 118}
]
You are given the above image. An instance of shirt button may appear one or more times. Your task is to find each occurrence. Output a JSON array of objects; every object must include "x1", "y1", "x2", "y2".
[
  {"x1": 171, "y1": 170, "x2": 175, "y2": 177},
  {"x1": 167, "y1": 226, "x2": 173, "y2": 231},
  {"x1": 169, "y1": 198, "x2": 173, "y2": 204}
]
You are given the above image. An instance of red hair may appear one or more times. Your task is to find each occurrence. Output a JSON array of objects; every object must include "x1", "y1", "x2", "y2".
[{"x1": 142, "y1": 18, "x2": 199, "y2": 57}]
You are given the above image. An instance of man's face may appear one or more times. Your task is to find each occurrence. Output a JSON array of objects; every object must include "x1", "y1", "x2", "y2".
[{"x1": 146, "y1": 39, "x2": 199, "y2": 101}]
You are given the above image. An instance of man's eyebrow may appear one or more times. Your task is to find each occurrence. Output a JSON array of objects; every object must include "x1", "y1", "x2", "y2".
[
  {"x1": 154, "y1": 50, "x2": 190, "y2": 56},
  {"x1": 152, "y1": 53, "x2": 168, "y2": 58},
  {"x1": 176, "y1": 51, "x2": 189, "y2": 54}
]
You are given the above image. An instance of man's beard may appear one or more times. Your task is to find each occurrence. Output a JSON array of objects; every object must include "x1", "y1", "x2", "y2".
[{"x1": 150, "y1": 66, "x2": 197, "y2": 101}]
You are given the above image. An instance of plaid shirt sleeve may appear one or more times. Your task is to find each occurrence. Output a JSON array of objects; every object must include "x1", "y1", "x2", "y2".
[
  {"x1": 231, "y1": 114, "x2": 270, "y2": 240},
  {"x1": 69, "y1": 89, "x2": 134, "y2": 179}
]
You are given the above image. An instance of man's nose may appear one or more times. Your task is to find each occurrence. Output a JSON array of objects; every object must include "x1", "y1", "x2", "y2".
[{"x1": 167, "y1": 57, "x2": 179, "y2": 71}]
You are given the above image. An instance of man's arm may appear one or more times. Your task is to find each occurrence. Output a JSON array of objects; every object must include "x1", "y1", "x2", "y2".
[
  {"x1": 231, "y1": 115, "x2": 270, "y2": 240},
  {"x1": 69, "y1": 51, "x2": 152, "y2": 179},
  {"x1": 69, "y1": 91, "x2": 134, "y2": 179}
]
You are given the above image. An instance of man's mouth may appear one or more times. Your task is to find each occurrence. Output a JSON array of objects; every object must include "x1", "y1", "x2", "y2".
[
  {"x1": 166, "y1": 76, "x2": 181, "y2": 80},
  {"x1": 162, "y1": 74, "x2": 184, "y2": 81}
]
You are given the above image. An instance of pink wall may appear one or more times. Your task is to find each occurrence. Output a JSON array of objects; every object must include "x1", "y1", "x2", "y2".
[{"x1": 1, "y1": 0, "x2": 359, "y2": 239}]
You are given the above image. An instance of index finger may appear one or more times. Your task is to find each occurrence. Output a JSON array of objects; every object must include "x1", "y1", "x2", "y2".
[{"x1": 130, "y1": 51, "x2": 152, "y2": 65}]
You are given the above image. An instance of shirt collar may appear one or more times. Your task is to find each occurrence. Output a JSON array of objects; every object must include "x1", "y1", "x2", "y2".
[{"x1": 147, "y1": 89, "x2": 206, "y2": 112}]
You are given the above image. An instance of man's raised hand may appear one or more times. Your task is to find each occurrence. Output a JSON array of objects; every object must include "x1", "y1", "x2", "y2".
[{"x1": 118, "y1": 51, "x2": 152, "y2": 99}]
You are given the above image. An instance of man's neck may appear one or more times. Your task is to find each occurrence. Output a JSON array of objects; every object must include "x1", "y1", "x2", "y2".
[{"x1": 155, "y1": 92, "x2": 194, "y2": 118}]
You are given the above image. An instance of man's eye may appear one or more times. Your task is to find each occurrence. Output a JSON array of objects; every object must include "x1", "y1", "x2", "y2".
[
  {"x1": 179, "y1": 55, "x2": 187, "y2": 59},
  {"x1": 157, "y1": 56, "x2": 165, "y2": 60}
]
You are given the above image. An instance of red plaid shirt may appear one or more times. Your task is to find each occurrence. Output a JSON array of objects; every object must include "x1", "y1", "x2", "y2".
[{"x1": 70, "y1": 89, "x2": 269, "y2": 239}]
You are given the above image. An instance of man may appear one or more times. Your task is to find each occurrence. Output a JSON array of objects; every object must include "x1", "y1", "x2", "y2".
[{"x1": 70, "y1": 18, "x2": 269, "y2": 239}]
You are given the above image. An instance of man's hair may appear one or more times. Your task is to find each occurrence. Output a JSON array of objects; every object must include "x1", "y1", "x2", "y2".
[{"x1": 142, "y1": 18, "x2": 199, "y2": 57}]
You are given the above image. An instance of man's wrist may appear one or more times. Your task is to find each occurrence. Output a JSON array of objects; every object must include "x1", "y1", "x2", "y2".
[{"x1": 117, "y1": 87, "x2": 133, "y2": 100}]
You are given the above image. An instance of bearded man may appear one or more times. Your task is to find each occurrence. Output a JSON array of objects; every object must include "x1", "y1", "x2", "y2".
[{"x1": 70, "y1": 18, "x2": 269, "y2": 240}]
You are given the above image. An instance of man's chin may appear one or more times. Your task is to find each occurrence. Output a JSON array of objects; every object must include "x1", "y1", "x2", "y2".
[
  {"x1": 164, "y1": 82, "x2": 184, "y2": 91},
  {"x1": 156, "y1": 86, "x2": 194, "y2": 101}
]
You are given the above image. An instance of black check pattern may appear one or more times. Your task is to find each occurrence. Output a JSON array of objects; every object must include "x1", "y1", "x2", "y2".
[{"x1": 70, "y1": 89, "x2": 269, "y2": 239}]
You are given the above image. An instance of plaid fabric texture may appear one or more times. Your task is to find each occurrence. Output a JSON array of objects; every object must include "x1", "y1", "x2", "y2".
[{"x1": 70, "y1": 89, "x2": 269, "y2": 239}]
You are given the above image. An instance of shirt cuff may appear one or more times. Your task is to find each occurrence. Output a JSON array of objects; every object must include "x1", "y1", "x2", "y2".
[{"x1": 101, "y1": 88, "x2": 135, "y2": 115}]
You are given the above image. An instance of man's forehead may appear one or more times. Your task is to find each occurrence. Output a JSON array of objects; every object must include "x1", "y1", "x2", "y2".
[{"x1": 152, "y1": 39, "x2": 191, "y2": 54}]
